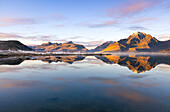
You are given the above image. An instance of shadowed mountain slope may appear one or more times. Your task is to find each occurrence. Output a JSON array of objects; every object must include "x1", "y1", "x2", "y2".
[{"x1": 0, "y1": 40, "x2": 33, "y2": 51}]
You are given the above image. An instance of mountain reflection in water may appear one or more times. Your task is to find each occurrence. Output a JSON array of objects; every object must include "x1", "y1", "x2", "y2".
[
  {"x1": 0, "y1": 55, "x2": 169, "y2": 73},
  {"x1": 0, "y1": 55, "x2": 170, "y2": 112}
]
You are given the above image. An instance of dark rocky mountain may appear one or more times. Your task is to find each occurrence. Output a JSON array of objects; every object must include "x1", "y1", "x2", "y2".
[
  {"x1": 33, "y1": 41, "x2": 88, "y2": 52},
  {"x1": 0, "y1": 40, "x2": 32, "y2": 51},
  {"x1": 100, "y1": 32, "x2": 170, "y2": 52},
  {"x1": 92, "y1": 41, "x2": 114, "y2": 52}
]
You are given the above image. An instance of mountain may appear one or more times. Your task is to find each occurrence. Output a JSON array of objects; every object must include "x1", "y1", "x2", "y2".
[
  {"x1": 0, "y1": 40, "x2": 33, "y2": 51},
  {"x1": 92, "y1": 41, "x2": 115, "y2": 52},
  {"x1": 96, "y1": 55, "x2": 170, "y2": 73},
  {"x1": 33, "y1": 41, "x2": 88, "y2": 52},
  {"x1": 100, "y1": 32, "x2": 170, "y2": 52}
]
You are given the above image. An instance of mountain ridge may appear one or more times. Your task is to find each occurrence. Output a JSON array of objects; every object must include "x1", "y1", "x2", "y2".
[
  {"x1": 33, "y1": 41, "x2": 88, "y2": 52},
  {"x1": 100, "y1": 32, "x2": 170, "y2": 52},
  {"x1": 0, "y1": 32, "x2": 170, "y2": 52}
]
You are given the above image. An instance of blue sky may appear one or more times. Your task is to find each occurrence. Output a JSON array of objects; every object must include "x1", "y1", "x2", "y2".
[{"x1": 0, "y1": 0, "x2": 170, "y2": 48}]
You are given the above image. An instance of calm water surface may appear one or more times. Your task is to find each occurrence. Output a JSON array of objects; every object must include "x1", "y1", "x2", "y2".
[{"x1": 0, "y1": 55, "x2": 170, "y2": 112}]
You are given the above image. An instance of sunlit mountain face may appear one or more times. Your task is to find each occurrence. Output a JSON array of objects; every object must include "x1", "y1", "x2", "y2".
[
  {"x1": 96, "y1": 32, "x2": 170, "y2": 52},
  {"x1": 0, "y1": 55, "x2": 170, "y2": 73},
  {"x1": 33, "y1": 41, "x2": 88, "y2": 52}
]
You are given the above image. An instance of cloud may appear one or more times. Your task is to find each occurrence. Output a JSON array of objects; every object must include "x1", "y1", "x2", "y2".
[
  {"x1": 89, "y1": 20, "x2": 118, "y2": 28},
  {"x1": 157, "y1": 34, "x2": 170, "y2": 40},
  {"x1": 80, "y1": 20, "x2": 118, "y2": 28},
  {"x1": 0, "y1": 14, "x2": 67, "y2": 26},
  {"x1": 0, "y1": 17, "x2": 37, "y2": 26},
  {"x1": 74, "y1": 40, "x2": 106, "y2": 48},
  {"x1": 54, "y1": 24, "x2": 65, "y2": 27},
  {"x1": 0, "y1": 32, "x2": 58, "y2": 43},
  {"x1": 68, "y1": 36, "x2": 83, "y2": 39},
  {"x1": 107, "y1": 0, "x2": 160, "y2": 17},
  {"x1": 51, "y1": 14, "x2": 67, "y2": 20},
  {"x1": 132, "y1": 17, "x2": 156, "y2": 23},
  {"x1": 126, "y1": 26, "x2": 149, "y2": 30}
]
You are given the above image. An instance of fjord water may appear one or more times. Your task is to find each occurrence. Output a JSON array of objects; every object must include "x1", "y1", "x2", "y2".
[{"x1": 0, "y1": 55, "x2": 170, "y2": 112}]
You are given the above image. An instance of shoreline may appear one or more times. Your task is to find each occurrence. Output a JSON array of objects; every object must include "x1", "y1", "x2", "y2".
[{"x1": 0, "y1": 51, "x2": 170, "y2": 58}]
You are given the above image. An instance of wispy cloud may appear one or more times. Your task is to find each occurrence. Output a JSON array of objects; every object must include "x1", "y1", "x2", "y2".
[
  {"x1": 0, "y1": 33, "x2": 32, "y2": 39},
  {"x1": 68, "y1": 36, "x2": 82, "y2": 39},
  {"x1": 132, "y1": 17, "x2": 156, "y2": 23},
  {"x1": 80, "y1": 20, "x2": 118, "y2": 28},
  {"x1": 54, "y1": 24, "x2": 65, "y2": 27},
  {"x1": 0, "y1": 17, "x2": 37, "y2": 26},
  {"x1": 107, "y1": 0, "x2": 160, "y2": 17},
  {"x1": 157, "y1": 34, "x2": 170, "y2": 40},
  {"x1": 0, "y1": 14, "x2": 67, "y2": 26},
  {"x1": 0, "y1": 32, "x2": 58, "y2": 43},
  {"x1": 51, "y1": 14, "x2": 67, "y2": 20},
  {"x1": 126, "y1": 26, "x2": 149, "y2": 30},
  {"x1": 75, "y1": 40, "x2": 106, "y2": 48}
]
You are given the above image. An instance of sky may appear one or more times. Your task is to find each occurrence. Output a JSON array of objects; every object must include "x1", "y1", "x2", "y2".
[{"x1": 0, "y1": 0, "x2": 170, "y2": 49}]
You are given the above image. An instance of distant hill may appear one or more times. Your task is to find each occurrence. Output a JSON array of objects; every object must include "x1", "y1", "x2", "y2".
[
  {"x1": 0, "y1": 40, "x2": 33, "y2": 51},
  {"x1": 33, "y1": 41, "x2": 88, "y2": 52},
  {"x1": 97, "y1": 32, "x2": 170, "y2": 52}
]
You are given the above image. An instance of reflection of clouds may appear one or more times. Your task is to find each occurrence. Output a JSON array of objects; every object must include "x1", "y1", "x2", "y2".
[
  {"x1": 154, "y1": 64, "x2": 170, "y2": 72},
  {"x1": 0, "y1": 78, "x2": 66, "y2": 93},
  {"x1": 69, "y1": 65, "x2": 82, "y2": 69},
  {"x1": 0, "y1": 67, "x2": 22, "y2": 73},
  {"x1": 106, "y1": 87, "x2": 152, "y2": 102},
  {"x1": 49, "y1": 85, "x2": 65, "y2": 92},
  {"x1": 77, "y1": 76, "x2": 154, "y2": 102},
  {"x1": 0, "y1": 79, "x2": 38, "y2": 88},
  {"x1": 127, "y1": 75, "x2": 148, "y2": 79},
  {"x1": 131, "y1": 81, "x2": 157, "y2": 88},
  {"x1": 79, "y1": 77, "x2": 118, "y2": 85},
  {"x1": 75, "y1": 76, "x2": 161, "y2": 102},
  {"x1": 77, "y1": 56, "x2": 105, "y2": 65},
  {"x1": 0, "y1": 60, "x2": 68, "y2": 73}
]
